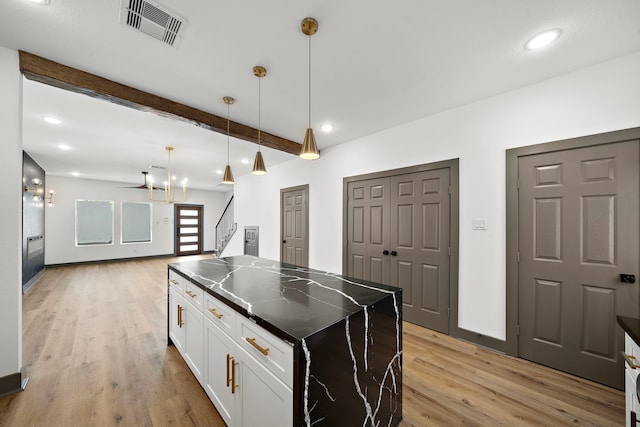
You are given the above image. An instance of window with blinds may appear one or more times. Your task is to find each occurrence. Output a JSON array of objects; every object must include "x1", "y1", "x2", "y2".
[
  {"x1": 76, "y1": 200, "x2": 114, "y2": 246},
  {"x1": 122, "y1": 201, "x2": 152, "y2": 243}
]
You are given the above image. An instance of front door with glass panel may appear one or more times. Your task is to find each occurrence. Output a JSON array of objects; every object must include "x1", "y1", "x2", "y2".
[{"x1": 176, "y1": 205, "x2": 203, "y2": 256}]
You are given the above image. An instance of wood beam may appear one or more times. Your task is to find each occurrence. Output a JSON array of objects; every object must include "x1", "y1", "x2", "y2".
[{"x1": 18, "y1": 51, "x2": 303, "y2": 156}]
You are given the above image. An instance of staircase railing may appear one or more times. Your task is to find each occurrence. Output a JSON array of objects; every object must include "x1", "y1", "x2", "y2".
[{"x1": 215, "y1": 196, "x2": 236, "y2": 255}]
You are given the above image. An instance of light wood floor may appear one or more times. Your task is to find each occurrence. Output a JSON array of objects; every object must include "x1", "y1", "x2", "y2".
[{"x1": 0, "y1": 256, "x2": 624, "y2": 426}]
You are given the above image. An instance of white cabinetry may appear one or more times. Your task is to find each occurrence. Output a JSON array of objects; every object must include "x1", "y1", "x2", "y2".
[
  {"x1": 624, "y1": 333, "x2": 640, "y2": 427},
  {"x1": 204, "y1": 315, "x2": 238, "y2": 425},
  {"x1": 236, "y1": 342, "x2": 293, "y2": 427},
  {"x1": 202, "y1": 291, "x2": 293, "y2": 427},
  {"x1": 168, "y1": 271, "x2": 204, "y2": 384},
  {"x1": 170, "y1": 270, "x2": 293, "y2": 427},
  {"x1": 169, "y1": 287, "x2": 186, "y2": 353}
]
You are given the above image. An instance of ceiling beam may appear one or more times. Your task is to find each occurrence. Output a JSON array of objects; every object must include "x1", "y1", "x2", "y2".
[{"x1": 19, "y1": 51, "x2": 305, "y2": 156}]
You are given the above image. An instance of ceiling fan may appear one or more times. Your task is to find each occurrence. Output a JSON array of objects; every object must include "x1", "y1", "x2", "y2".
[{"x1": 120, "y1": 171, "x2": 163, "y2": 190}]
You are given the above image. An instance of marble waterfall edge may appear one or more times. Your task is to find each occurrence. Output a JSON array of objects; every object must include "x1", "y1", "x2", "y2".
[{"x1": 170, "y1": 256, "x2": 402, "y2": 426}]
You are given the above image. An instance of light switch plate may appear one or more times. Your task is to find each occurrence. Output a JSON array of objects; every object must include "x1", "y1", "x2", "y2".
[{"x1": 472, "y1": 218, "x2": 487, "y2": 230}]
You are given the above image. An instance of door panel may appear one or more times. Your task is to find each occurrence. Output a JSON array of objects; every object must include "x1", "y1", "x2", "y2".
[
  {"x1": 281, "y1": 187, "x2": 308, "y2": 267},
  {"x1": 176, "y1": 205, "x2": 202, "y2": 256},
  {"x1": 390, "y1": 169, "x2": 450, "y2": 333},
  {"x1": 518, "y1": 139, "x2": 639, "y2": 389},
  {"x1": 346, "y1": 177, "x2": 391, "y2": 284},
  {"x1": 244, "y1": 227, "x2": 259, "y2": 257}
]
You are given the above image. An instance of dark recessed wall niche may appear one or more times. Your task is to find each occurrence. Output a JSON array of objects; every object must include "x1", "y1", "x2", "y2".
[{"x1": 22, "y1": 152, "x2": 46, "y2": 293}]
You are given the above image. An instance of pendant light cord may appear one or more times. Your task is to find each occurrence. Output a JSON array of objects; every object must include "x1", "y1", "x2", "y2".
[
  {"x1": 227, "y1": 103, "x2": 230, "y2": 164},
  {"x1": 258, "y1": 75, "x2": 262, "y2": 152},
  {"x1": 308, "y1": 33, "x2": 311, "y2": 128}
]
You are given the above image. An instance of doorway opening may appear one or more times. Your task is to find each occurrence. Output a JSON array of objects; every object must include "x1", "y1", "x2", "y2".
[
  {"x1": 506, "y1": 127, "x2": 640, "y2": 389},
  {"x1": 343, "y1": 159, "x2": 459, "y2": 335},
  {"x1": 244, "y1": 226, "x2": 259, "y2": 257},
  {"x1": 175, "y1": 204, "x2": 203, "y2": 256},
  {"x1": 280, "y1": 185, "x2": 309, "y2": 267}
]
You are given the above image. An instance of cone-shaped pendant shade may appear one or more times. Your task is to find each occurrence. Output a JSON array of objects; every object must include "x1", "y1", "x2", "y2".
[
  {"x1": 252, "y1": 151, "x2": 267, "y2": 175},
  {"x1": 222, "y1": 164, "x2": 234, "y2": 184},
  {"x1": 300, "y1": 128, "x2": 320, "y2": 160}
]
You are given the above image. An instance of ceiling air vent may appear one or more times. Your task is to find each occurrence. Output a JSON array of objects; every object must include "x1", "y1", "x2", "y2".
[{"x1": 120, "y1": 0, "x2": 187, "y2": 47}]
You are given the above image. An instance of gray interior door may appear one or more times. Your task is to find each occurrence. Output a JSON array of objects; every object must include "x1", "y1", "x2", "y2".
[
  {"x1": 518, "y1": 140, "x2": 639, "y2": 389},
  {"x1": 346, "y1": 168, "x2": 451, "y2": 333},
  {"x1": 346, "y1": 177, "x2": 390, "y2": 284},
  {"x1": 244, "y1": 226, "x2": 259, "y2": 257},
  {"x1": 389, "y1": 170, "x2": 450, "y2": 332},
  {"x1": 281, "y1": 186, "x2": 308, "y2": 267}
]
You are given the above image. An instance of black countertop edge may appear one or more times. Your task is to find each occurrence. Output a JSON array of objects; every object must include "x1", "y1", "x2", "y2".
[
  {"x1": 617, "y1": 315, "x2": 640, "y2": 346},
  {"x1": 169, "y1": 265, "x2": 300, "y2": 345}
]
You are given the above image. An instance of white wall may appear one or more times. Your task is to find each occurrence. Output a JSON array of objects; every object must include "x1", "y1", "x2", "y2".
[
  {"x1": 226, "y1": 51, "x2": 640, "y2": 340},
  {"x1": 44, "y1": 175, "x2": 227, "y2": 264},
  {"x1": 0, "y1": 48, "x2": 22, "y2": 379}
]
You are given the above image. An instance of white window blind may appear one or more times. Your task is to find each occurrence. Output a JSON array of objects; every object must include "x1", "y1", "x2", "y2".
[
  {"x1": 122, "y1": 202, "x2": 151, "y2": 243},
  {"x1": 76, "y1": 200, "x2": 113, "y2": 245}
]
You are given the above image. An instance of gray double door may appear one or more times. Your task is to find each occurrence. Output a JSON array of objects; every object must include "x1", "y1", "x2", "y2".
[
  {"x1": 518, "y1": 139, "x2": 639, "y2": 389},
  {"x1": 346, "y1": 168, "x2": 451, "y2": 333}
]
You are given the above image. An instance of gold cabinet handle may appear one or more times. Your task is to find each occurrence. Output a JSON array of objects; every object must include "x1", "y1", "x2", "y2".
[
  {"x1": 246, "y1": 337, "x2": 270, "y2": 356},
  {"x1": 177, "y1": 304, "x2": 184, "y2": 327},
  {"x1": 623, "y1": 352, "x2": 640, "y2": 369},
  {"x1": 170, "y1": 279, "x2": 178, "y2": 285},
  {"x1": 185, "y1": 290, "x2": 196, "y2": 298},
  {"x1": 231, "y1": 358, "x2": 239, "y2": 394},
  {"x1": 208, "y1": 308, "x2": 223, "y2": 319},
  {"x1": 226, "y1": 354, "x2": 232, "y2": 387}
]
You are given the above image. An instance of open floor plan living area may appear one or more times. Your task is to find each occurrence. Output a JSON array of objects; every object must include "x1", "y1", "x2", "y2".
[{"x1": 1, "y1": 1, "x2": 640, "y2": 426}]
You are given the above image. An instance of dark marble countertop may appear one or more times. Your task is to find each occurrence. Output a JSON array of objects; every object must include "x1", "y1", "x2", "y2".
[
  {"x1": 169, "y1": 255, "x2": 402, "y2": 343},
  {"x1": 618, "y1": 315, "x2": 640, "y2": 346}
]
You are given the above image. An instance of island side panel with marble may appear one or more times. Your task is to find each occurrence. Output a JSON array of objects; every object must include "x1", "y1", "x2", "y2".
[{"x1": 298, "y1": 292, "x2": 402, "y2": 426}]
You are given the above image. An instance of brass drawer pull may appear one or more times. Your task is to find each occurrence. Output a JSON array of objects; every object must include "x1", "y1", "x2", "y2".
[
  {"x1": 231, "y1": 357, "x2": 239, "y2": 394},
  {"x1": 170, "y1": 279, "x2": 178, "y2": 285},
  {"x1": 623, "y1": 352, "x2": 640, "y2": 369},
  {"x1": 185, "y1": 290, "x2": 196, "y2": 298},
  {"x1": 208, "y1": 308, "x2": 223, "y2": 319},
  {"x1": 246, "y1": 337, "x2": 270, "y2": 356},
  {"x1": 177, "y1": 304, "x2": 184, "y2": 327},
  {"x1": 226, "y1": 354, "x2": 232, "y2": 387}
]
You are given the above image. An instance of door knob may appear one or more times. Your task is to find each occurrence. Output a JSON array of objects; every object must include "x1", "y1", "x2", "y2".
[
  {"x1": 390, "y1": 251, "x2": 397, "y2": 256},
  {"x1": 621, "y1": 274, "x2": 636, "y2": 283},
  {"x1": 383, "y1": 250, "x2": 389, "y2": 255}
]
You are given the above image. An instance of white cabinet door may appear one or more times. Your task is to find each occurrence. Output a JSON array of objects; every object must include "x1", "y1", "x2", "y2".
[
  {"x1": 169, "y1": 287, "x2": 186, "y2": 354},
  {"x1": 204, "y1": 317, "x2": 238, "y2": 426},
  {"x1": 237, "y1": 347, "x2": 293, "y2": 427},
  {"x1": 183, "y1": 300, "x2": 204, "y2": 384}
]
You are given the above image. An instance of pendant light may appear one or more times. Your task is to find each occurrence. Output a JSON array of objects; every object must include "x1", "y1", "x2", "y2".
[
  {"x1": 252, "y1": 65, "x2": 267, "y2": 175},
  {"x1": 300, "y1": 17, "x2": 320, "y2": 160},
  {"x1": 222, "y1": 96, "x2": 235, "y2": 184}
]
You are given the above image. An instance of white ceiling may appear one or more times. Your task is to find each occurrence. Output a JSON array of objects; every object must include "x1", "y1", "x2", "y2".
[{"x1": 2, "y1": 0, "x2": 640, "y2": 191}]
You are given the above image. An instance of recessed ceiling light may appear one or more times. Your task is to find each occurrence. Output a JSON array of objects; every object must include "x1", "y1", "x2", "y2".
[
  {"x1": 71, "y1": 172, "x2": 80, "y2": 177},
  {"x1": 241, "y1": 158, "x2": 249, "y2": 164},
  {"x1": 44, "y1": 116, "x2": 62, "y2": 124},
  {"x1": 57, "y1": 144, "x2": 70, "y2": 150},
  {"x1": 28, "y1": 0, "x2": 50, "y2": 4},
  {"x1": 525, "y1": 29, "x2": 562, "y2": 50},
  {"x1": 216, "y1": 170, "x2": 223, "y2": 175},
  {"x1": 321, "y1": 123, "x2": 334, "y2": 132}
]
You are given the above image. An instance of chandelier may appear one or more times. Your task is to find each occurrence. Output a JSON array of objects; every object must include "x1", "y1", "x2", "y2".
[{"x1": 148, "y1": 146, "x2": 187, "y2": 203}]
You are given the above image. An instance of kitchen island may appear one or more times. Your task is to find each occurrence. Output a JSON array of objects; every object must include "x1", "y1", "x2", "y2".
[
  {"x1": 619, "y1": 316, "x2": 640, "y2": 427},
  {"x1": 167, "y1": 255, "x2": 402, "y2": 427}
]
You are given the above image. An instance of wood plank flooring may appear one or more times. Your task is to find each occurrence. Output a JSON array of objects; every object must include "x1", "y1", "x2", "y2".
[{"x1": 0, "y1": 256, "x2": 625, "y2": 426}]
